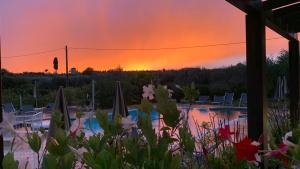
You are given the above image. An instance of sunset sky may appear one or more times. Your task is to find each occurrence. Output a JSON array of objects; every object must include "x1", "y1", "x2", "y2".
[{"x1": 0, "y1": 0, "x2": 289, "y2": 73}]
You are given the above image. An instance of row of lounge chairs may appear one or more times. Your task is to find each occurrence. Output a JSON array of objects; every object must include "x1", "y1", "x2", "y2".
[
  {"x1": 2, "y1": 103, "x2": 55, "y2": 131},
  {"x1": 195, "y1": 92, "x2": 247, "y2": 107},
  {"x1": 2, "y1": 103, "x2": 54, "y2": 114}
]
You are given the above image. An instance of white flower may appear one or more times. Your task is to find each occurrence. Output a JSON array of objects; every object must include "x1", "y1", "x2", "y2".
[
  {"x1": 250, "y1": 141, "x2": 261, "y2": 163},
  {"x1": 142, "y1": 84, "x2": 155, "y2": 100},
  {"x1": 251, "y1": 141, "x2": 260, "y2": 147},
  {"x1": 175, "y1": 84, "x2": 182, "y2": 89},
  {"x1": 283, "y1": 131, "x2": 292, "y2": 141},
  {"x1": 121, "y1": 116, "x2": 136, "y2": 131},
  {"x1": 163, "y1": 86, "x2": 174, "y2": 98},
  {"x1": 68, "y1": 146, "x2": 87, "y2": 160},
  {"x1": 168, "y1": 89, "x2": 174, "y2": 97},
  {"x1": 282, "y1": 131, "x2": 296, "y2": 147}
]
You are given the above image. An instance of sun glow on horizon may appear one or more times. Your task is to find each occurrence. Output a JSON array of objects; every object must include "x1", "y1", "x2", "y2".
[{"x1": 0, "y1": 0, "x2": 288, "y2": 73}]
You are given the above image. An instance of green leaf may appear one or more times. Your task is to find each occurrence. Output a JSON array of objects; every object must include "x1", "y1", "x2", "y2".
[
  {"x1": 27, "y1": 132, "x2": 41, "y2": 153},
  {"x1": 96, "y1": 111, "x2": 109, "y2": 133},
  {"x1": 138, "y1": 98, "x2": 153, "y2": 114},
  {"x1": 155, "y1": 85, "x2": 180, "y2": 128},
  {"x1": 59, "y1": 152, "x2": 75, "y2": 169},
  {"x1": 179, "y1": 127, "x2": 195, "y2": 156},
  {"x1": 52, "y1": 110, "x2": 63, "y2": 128},
  {"x1": 138, "y1": 113, "x2": 156, "y2": 146},
  {"x1": 76, "y1": 112, "x2": 83, "y2": 119},
  {"x1": 47, "y1": 129, "x2": 69, "y2": 156},
  {"x1": 86, "y1": 135, "x2": 107, "y2": 154},
  {"x1": 182, "y1": 82, "x2": 199, "y2": 104},
  {"x1": 42, "y1": 154, "x2": 58, "y2": 169},
  {"x1": 2, "y1": 153, "x2": 19, "y2": 169}
]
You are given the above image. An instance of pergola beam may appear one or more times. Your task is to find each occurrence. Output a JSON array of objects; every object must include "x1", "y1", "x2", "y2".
[
  {"x1": 273, "y1": 2, "x2": 300, "y2": 17},
  {"x1": 225, "y1": 0, "x2": 260, "y2": 13},
  {"x1": 263, "y1": 0, "x2": 300, "y2": 11},
  {"x1": 265, "y1": 19, "x2": 298, "y2": 40},
  {"x1": 289, "y1": 39, "x2": 300, "y2": 128},
  {"x1": 226, "y1": 0, "x2": 299, "y2": 40},
  {"x1": 246, "y1": 12, "x2": 268, "y2": 141}
]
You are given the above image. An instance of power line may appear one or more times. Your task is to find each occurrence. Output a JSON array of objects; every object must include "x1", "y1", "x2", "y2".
[
  {"x1": 2, "y1": 48, "x2": 64, "y2": 59},
  {"x1": 70, "y1": 37, "x2": 283, "y2": 51},
  {"x1": 1, "y1": 37, "x2": 283, "y2": 59}
]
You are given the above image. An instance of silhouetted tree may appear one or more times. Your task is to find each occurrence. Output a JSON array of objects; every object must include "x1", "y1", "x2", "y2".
[
  {"x1": 53, "y1": 57, "x2": 58, "y2": 73},
  {"x1": 82, "y1": 67, "x2": 94, "y2": 75}
]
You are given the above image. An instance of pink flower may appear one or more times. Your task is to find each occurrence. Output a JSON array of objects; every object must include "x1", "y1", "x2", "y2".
[{"x1": 265, "y1": 144, "x2": 289, "y2": 167}]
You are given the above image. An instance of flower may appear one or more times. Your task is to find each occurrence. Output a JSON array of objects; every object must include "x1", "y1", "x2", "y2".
[
  {"x1": 218, "y1": 125, "x2": 234, "y2": 141},
  {"x1": 283, "y1": 131, "x2": 292, "y2": 141},
  {"x1": 163, "y1": 85, "x2": 173, "y2": 97},
  {"x1": 265, "y1": 143, "x2": 289, "y2": 167},
  {"x1": 68, "y1": 146, "x2": 87, "y2": 160},
  {"x1": 121, "y1": 116, "x2": 136, "y2": 131},
  {"x1": 0, "y1": 113, "x2": 16, "y2": 136},
  {"x1": 234, "y1": 137, "x2": 259, "y2": 161},
  {"x1": 265, "y1": 144, "x2": 288, "y2": 158},
  {"x1": 282, "y1": 131, "x2": 296, "y2": 147},
  {"x1": 70, "y1": 118, "x2": 83, "y2": 138},
  {"x1": 142, "y1": 84, "x2": 155, "y2": 100}
]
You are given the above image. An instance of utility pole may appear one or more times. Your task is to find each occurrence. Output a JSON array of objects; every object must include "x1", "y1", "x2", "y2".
[
  {"x1": 0, "y1": 38, "x2": 4, "y2": 164},
  {"x1": 65, "y1": 45, "x2": 69, "y2": 87}
]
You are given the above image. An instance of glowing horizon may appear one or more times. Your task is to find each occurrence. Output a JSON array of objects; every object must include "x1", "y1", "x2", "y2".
[{"x1": 0, "y1": 0, "x2": 289, "y2": 73}]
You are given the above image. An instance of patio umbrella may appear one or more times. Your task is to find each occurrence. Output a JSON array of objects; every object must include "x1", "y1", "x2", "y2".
[
  {"x1": 19, "y1": 95, "x2": 23, "y2": 110},
  {"x1": 33, "y1": 80, "x2": 37, "y2": 107},
  {"x1": 274, "y1": 76, "x2": 288, "y2": 101},
  {"x1": 92, "y1": 80, "x2": 95, "y2": 111},
  {"x1": 112, "y1": 81, "x2": 129, "y2": 119},
  {"x1": 274, "y1": 76, "x2": 282, "y2": 100},
  {"x1": 283, "y1": 76, "x2": 288, "y2": 97},
  {"x1": 48, "y1": 86, "x2": 71, "y2": 137}
]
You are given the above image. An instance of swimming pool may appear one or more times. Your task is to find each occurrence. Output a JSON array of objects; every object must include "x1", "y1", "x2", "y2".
[
  {"x1": 84, "y1": 109, "x2": 160, "y2": 133},
  {"x1": 83, "y1": 105, "x2": 247, "y2": 136}
]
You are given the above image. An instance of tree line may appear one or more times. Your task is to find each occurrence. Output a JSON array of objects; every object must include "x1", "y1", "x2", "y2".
[{"x1": 1, "y1": 50, "x2": 288, "y2": 109}]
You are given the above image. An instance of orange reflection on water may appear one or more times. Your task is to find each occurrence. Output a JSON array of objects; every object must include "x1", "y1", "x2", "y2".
[{"x1": 152, "y1": 104, "x2": 246, "y2": 137}]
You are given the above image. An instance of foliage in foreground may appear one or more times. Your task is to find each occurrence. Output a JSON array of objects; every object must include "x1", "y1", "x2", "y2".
[{"x1": 3, "y1": 83, "x2": 300, "y2": 169}]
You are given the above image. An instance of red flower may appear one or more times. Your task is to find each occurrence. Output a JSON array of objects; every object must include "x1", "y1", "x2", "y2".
[
  {"x1": 70, "y1": 128, "x2": 78, "y2": 138},
  {"x1": 266, "y1": 144, "x2": 289, "y2": 167},
  {"x1": 218, "y1": 125, "x2": 233, "y2": 141},
  {"x1": 235, "y1": 137, "x2": 259, "y2": 161}
]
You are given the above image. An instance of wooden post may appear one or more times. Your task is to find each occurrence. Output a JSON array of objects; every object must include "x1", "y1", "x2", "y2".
[
  {"x1": 65, "y1": 45, "x2": 69, "y2": 87},
  {"x1": 246, "y1": 13, "x2": 268, "y2": 142},
  {"x1": 289, "y1": 39, "x2": 300, "y2": 128},
  {"x1": 0, "y1": 38, "x2": 4, "y2": 164}
]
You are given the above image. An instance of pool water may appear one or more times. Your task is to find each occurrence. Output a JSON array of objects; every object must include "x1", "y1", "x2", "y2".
[
  {"x1": 84, "y1": 105, "x2": 247, "y2": 136},
  {"x1": 84, "y1": 109, "x2": 159, "y2": 133}
]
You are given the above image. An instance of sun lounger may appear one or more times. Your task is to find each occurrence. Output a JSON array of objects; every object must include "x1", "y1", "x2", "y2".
[
  {"x1": 20, "y1": 105, "x2": 36, "y2": 114},
  {"x1": 239, "y1": 93, "x2": 247, "y2": 107},
  {"x1": 224, "y1": 92, "x2": 234, "y2": 106},
  {"x1": 2, "y1": 103, "x2": 16, "y2": 113},
  {"x1": 196, "y1": 96, "x2": 210, "y2": 104},
  {"x1": 211, "y1": 95, "x2": 225, "y2": 105}
]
